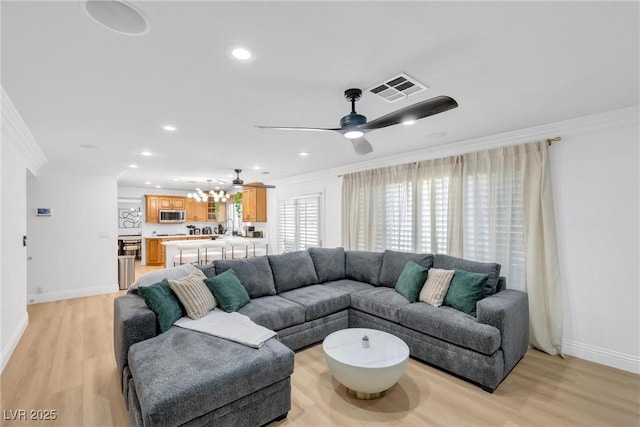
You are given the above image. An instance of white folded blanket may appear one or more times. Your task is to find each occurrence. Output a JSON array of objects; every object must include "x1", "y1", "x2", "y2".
[{"x1": 174, "y1": 309, "x2": 277, "y2": 348}]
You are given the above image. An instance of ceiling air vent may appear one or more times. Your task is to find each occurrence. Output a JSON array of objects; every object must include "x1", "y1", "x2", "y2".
[{"x1": 369, "y1": 73, "x2": 428, "y2": 103}]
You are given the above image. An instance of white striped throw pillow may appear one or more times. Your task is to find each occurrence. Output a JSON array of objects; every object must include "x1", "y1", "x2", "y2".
[
  {"x1": 419, "y1": 268, "x2": 455, "y2": 307},
  {"x1": 169, "y1": 269, "x2": 217, "y2": 319}
]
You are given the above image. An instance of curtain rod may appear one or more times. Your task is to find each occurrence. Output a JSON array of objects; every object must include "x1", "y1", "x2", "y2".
[
  {"x1": 338, "y1": 137, "x2": 563, "y2": 177},
  {"x1": 547, "y1": 136, "x2": 562, "y2": 146}
]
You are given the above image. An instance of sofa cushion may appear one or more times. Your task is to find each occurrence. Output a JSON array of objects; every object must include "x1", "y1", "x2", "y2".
[
  {"x1": 349, "y1": 287, "x2": 412, "y2": 322},
  {"x1": 419, "y1": 268, "x2": 455, "y2": 307},
  {"x1": 214, "y1": 256, "x2": 276, "y2": 298},
  {"x1": 238, "y1": 295, "x2": 305, "y2": 331},
  {"x1": 433, "y1": 254, "x2": 501, "y2": 296},
  {"x1": 443, "y1": 269, "x2": 488, "y2": 317},
  {"x1": 398, "y1": 303, "x2": 501, "y2": 355},
  {"x1": 395, "y1": 260, "x2": 430, "y2": 303},
  {"x1": 128, "y1": 327, "x2": 294, "y2": 427},
  {"x1": 195, "y1": 262, "x2": 216, "y2": 279},
  {"x1": 137, "y1": 279, "x2": 184, "y2": 333},
  {"x1": 308, "y1": 247, "x2": 346, "y2": 282},
  {"x1": 322, "y1": 279, "x2": 375, "y2": 294},
  {"x1": 269, "y1": 251, "x2": 319, "y2": 293},
  {"x1": 204, "y1": 269, "x2": 250, "y2": 313},
  {"x1": 279, "y1": 285, "x2": 351, "y2": 321},
  {"x1": 345, "y1": 251, "x2": 384, "y2": 286},
  {"x1": 379, "y1": 250, "x2": 434, "y2": 287},
  {"x1": 169, "y1": 269, "x2": 217, "y2": 320}
]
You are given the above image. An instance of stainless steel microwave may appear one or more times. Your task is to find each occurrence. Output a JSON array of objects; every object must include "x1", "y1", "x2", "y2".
[{"x1": 159, "y1": 210, "x2": 186, "y2": 223}]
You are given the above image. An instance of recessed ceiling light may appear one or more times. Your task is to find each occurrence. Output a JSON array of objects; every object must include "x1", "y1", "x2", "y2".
[
  {"x1": 162, "y1": 124, "x2": 178, "y2": 132},
  {"x1": 253, "y1": 166, "x2": 261, "y2": 170},
  {"x1": 155, "y1": 185, "x2": 162, "y2": 189},
  {"x1": 138, "y1": 151, "x2": 152, "y2": 156},
  {"x1": 84, "y1": 0, "x2": 150, "y2": 36},
  {"x1": 129, "y1": 164, "x2": 138, "y2": 168},
  {"x1": 402, "y1": 120, "x2": 416, "y2": 126},
  {"x1": 298, "y1": 152, "x2": 309, "y2": 157},
  {"x1": 228, "y1": 45, "x2": 256, "y2": 62},
  {"x1": 145, "y1": 181, "x2": 152, "y2": 185}
]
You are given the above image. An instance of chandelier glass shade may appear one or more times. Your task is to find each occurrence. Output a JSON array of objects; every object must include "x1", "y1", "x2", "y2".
[{"x1": 187, "y1": 180, "x2": 229, "y2": 203}]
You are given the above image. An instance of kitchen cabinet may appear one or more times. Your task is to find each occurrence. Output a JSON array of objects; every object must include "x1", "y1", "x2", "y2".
[
  {"x1": 159, "y1": 196, "x2": 185, "y2": 210},
  {"x1": 186, "y1": 198, "x2": 208, "y2": 222},
  {"x1": 145, "y1": 196, "x2": 159, "y2": 222},
  {"x1": 146, "y1": 238, "x2": 164, "y2": 265},
  {"x1": 206, "y1": 201, "x2": 227, "y2": 222},
  {"x1": 146, "y1": 195, "x2": 186, "y2": 222},
  {"x1": 242, "y1": 186, "x2": 267, "y2": 222}
]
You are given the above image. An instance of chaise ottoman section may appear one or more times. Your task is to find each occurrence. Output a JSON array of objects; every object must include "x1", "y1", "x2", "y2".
[{"x1": 127, "y1": 327, "x2": 294, "y2": 427}]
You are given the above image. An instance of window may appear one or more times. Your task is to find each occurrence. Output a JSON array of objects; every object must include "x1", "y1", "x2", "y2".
[{"x1": 278, "y1": 194, "x2": 322, "y2": 253}]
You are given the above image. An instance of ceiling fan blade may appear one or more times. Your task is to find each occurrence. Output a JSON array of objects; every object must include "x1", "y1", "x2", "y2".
[
  {"x1": 255, "y1": 125, "x2": 341, "y2": 132},
  {"x1": 362, "y1": 95, "x2": 458, "y2": 131},
  {"x1": 351, "y1": 137, "x2": 373, "y2": 155},
  {"x1": 243, "y1": 183, "x2": 276, "y2": 189}
]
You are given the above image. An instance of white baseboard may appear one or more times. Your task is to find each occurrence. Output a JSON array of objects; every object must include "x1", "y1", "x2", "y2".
[
  {"x1": 1, "y1": 312, "x2": 29, "y2": 373},
  {"x1": 27, "y1": 284, "x2": 120, "y2": 304},
  {"x1": 563, "y1": 339, "x2": 640, "y2": 374}
]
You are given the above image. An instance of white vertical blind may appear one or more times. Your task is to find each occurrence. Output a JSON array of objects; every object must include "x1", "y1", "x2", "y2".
[{"x1": 278, "y1": 194, "x2": 322, "y2": 253}]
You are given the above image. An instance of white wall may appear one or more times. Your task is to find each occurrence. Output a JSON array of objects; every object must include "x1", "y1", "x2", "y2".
[
  {"x1": 268, "y1": 107, "x2": 640, "y2": 373},
  {"x1": 1, "y1": 141, "x2": 29, "y2": 371},
  {"x1": 552, "y1": 123, "x2": 639, "y2": 372},
  {"x1": 1, "y1": 88, "x2": 47, "y2": 372},
  {"x1": 267, "y1": 175, "x2": 343, "y2": 253},
  {"x1": 27, "y1": 165, "x2": 119, "y2": 303}
]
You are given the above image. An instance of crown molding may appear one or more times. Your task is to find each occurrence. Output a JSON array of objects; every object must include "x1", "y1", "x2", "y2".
[
  {"x1": 1, "y1": 87, "x2": 47, "y2": 174},
  {"x1": 275, "y1": 105, "x2": 639, "y2": 185}
]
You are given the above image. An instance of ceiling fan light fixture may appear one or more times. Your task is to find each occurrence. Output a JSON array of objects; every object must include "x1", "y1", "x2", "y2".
[
  {"x1": 402, "y1": 119, "x2": 416, "y2": 126},
  {"x1": 344, "y1": 130, "x2": 364, "y2": 139}
]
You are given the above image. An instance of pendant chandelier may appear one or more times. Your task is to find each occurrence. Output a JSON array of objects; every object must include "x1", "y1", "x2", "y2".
[{"x1": 187, "y1": 179, "x2": 229, "y2": 203}]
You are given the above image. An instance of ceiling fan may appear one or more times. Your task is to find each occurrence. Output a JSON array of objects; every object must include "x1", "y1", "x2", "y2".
[
  {"x1": 255, "y1": 88, "x2": 458, "y2": 155},
  {"x1": 230, "y1": 169, "x2": 276, "y2": 189}
]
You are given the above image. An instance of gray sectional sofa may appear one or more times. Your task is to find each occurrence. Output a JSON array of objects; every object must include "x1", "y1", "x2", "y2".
[{"x1": 114, "y1": 248, "x2": 529, "y2": 427}]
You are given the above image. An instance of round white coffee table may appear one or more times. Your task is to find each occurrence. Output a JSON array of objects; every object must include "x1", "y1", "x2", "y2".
[{"x1": 323, "y1": 328, "x2": 410, "y2": 399}]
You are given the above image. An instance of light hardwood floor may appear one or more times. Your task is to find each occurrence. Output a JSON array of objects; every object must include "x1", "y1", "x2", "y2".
[{"x1": 2, "y1": 287, "x2": 638, "y2": 426}]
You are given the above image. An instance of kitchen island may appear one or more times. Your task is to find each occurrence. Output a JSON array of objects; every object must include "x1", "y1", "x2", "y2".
[
  {"x1": 160, "y1": 237, "x2": 267, "y2": 268},
  {"x1": 145, "y1": 235, "x2": 215, "y2": 266}
]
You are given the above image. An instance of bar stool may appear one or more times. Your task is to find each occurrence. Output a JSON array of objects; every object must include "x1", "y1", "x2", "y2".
[
  {"x1": 249, "y1": 239, "x2": 268, "y2": 258},
  {"x1": 199, "y1": 240, "x2": 227, "y2": 264},
  {"x1": 173, "y1": 243, "x2": 201, "y2": 266},
  {"x1": 228, "y1": 240, "x2": 248, "y2": 259}
]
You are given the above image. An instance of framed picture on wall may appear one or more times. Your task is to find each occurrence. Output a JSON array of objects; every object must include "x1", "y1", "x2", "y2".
[{"x1": 119, "y1": 208, "x2": 142, "y2": 228}]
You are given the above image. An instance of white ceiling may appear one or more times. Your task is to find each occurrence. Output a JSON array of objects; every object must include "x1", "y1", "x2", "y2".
[{"x1": 2, "y1": 1, "x2": 638, "y2": 191}]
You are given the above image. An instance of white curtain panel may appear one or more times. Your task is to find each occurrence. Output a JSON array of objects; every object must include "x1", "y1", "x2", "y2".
[{"x1": 341, "y1": 140, "x2": 562, "y2": 355}]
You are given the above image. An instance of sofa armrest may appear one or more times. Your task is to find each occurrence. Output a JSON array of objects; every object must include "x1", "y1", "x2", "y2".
[
  {"x1": 476, "y1": 289, "x2": 529, "y2": 376},
  {"x1": 114, "y1": 294, "x2": 157, "y2": 386}
]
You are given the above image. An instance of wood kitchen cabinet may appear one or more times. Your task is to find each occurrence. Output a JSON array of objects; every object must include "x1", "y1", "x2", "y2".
[
  {"x1": 186, "y1": 198, "x2": 208, "y2": 222},
  {"x1": 159, "y1": 196, "x2": 185, "y2": 210},
  {"x1": 146, "y1": 238, "x2": 162, "y2": 265},
  {"x1": 145, "y1": 195, "x2": 159, "y2": 222},
  {"x1": 242, "y1": 186, "x2": 267, "y2": 222},
  {"x1": 146, "y1": 195, "x2": 186, "y2": 222},
  {"x1": 207, "y1": 201, "x2": 227, "y2": 222}
]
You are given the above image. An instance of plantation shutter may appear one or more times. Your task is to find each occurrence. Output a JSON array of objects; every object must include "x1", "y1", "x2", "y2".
[{"x1": 278, "y1": 193, "x2": 322, "y2": 253}]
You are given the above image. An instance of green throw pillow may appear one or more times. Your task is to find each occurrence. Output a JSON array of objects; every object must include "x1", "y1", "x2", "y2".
[
  {"x1": 394, "y1": 260, "x2": 430, "y2": 303},
  {"x1": 443, "y1": 269, "x2": 489, "y2": 316},
  {"x1": 138, "y1": 278, "x2": 184, "y2": 333},
  {"x1": 204, "y1": 268, "x2": 250, "y2": 312}
]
